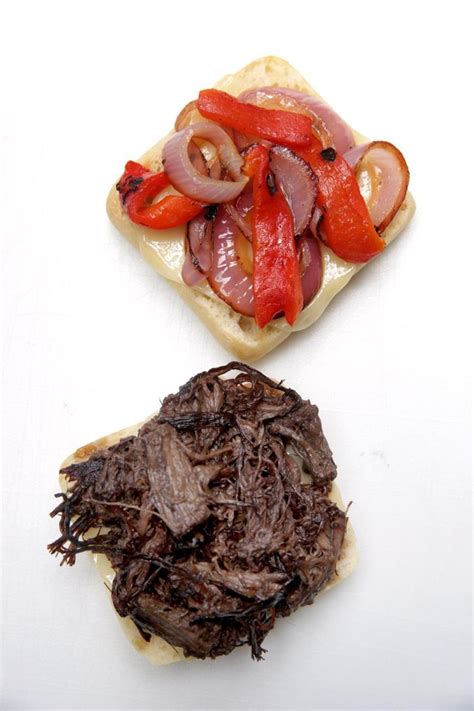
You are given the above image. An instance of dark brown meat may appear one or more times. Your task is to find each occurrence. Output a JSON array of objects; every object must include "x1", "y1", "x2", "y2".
[
  {"x1": 49, "y1": 362, "x2": 347, "y2": 660},
  {"x1": 144, "y1": 423, "x2": 217, "y2": 537}
]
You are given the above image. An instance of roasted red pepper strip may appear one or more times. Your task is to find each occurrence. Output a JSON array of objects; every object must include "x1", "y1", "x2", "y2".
[
  {"x1": 298, "y1": 142, "x2": 385, "y2": 263},
  {"x1": 244, "y1": 145, "x2": 303, "y2": 329},
  {"x1": 197, "y1": 89, "x2": 313, "y2": 148},
  {"x1": 116, "y1": 161, "x2": 203, "y2": 230}
]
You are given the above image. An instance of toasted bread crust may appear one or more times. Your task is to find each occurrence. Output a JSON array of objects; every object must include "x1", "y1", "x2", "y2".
[{"x1": 60, "y1": 412, "x2": 357, "y2": 666}]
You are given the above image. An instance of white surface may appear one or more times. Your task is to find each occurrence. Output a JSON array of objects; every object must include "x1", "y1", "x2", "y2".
[{"x1": 1, "y1": 1, "x2": 472, "y2": 709}]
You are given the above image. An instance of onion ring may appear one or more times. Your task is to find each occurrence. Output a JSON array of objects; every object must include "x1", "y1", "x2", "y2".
[
  {"x1": 344, "y1": 141, "x2": 409, "y2": 232},
  {"x1": 163, "y1": 122, "x2": 248, "y2": 204}
]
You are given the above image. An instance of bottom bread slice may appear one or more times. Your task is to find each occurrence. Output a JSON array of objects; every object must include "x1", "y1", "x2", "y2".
[{"x1": 59, "y1": 419, "x2": 357, "y2": 666}]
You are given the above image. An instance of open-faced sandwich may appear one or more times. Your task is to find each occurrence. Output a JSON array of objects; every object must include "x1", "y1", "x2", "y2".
[
  {"x1": 107, "y1": 56, "x2": 415, "y2": 361},
  {"x1": 49, "y1": 363, "x2": 356, "y2": 665}
]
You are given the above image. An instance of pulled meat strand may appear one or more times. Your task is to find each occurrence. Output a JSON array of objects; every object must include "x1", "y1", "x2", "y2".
[{"x1": 49, "y1": 362, "x2": 347, "y2": 660}]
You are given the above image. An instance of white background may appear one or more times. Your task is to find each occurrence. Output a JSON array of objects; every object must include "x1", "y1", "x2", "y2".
[{"x1": 1, "y1": 1, "x2": 472, "y2": 709}]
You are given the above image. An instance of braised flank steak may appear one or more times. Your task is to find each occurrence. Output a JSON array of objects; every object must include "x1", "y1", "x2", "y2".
[{"x1": 49, "y1": 363, "x2": 347, "y2": 660}]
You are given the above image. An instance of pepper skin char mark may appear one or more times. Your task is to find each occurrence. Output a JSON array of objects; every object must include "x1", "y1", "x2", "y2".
[{"x1": 320, "y1": 147, "x2": 337, "y2": 162}]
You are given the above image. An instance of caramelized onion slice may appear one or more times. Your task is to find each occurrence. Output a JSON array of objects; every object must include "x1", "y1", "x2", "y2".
[
  {"x1": 298, "y1": 232, "x2": 323, "y2": 306},
  {"x1": 163, "y1": 123, "x2": 248, "y2": 203},
  {"x1": 269, "y1": 146, "x2": 317, "y2": 235},
  {"x1": 188, "y1": 140, "x2": 208, "y2": 175},
  {"x1": 182, "y1": 249, "x2": 207, "y2": 287},
  {"x1": 181, "y1": 211, "x2": 214, "y2": 287},
  {"x1": 208, "y1": 207, "x2": 255, "y2": 317},
  {"x1": 344, "y1": 141, "x2": 409, "y2": 232},
  {"x1": 175, "y1": 100, "x2": 199, "y2": 131},
  {"x1": 225, "y1": 184, "x2": 253, "y2": 241},
  {"x1": 308, "y1": 205, "x2": 323, "y2": 239}
]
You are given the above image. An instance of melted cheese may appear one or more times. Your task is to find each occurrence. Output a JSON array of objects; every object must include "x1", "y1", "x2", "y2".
[{"x1": 138, "y1": 229, "x2": 366, "y2": 331}]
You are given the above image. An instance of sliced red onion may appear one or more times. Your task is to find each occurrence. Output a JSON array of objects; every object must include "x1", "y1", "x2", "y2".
[
  {"x1": 188, "y1": 213, "x2": 213, "y2": 273},
  {"x1": 344, "y1": 140, "x2": 409, "y2": 232},
  {"x1": 308, "y1": 205, "x2": 323, "y2": 239},
  {"x1": 298, "y1": 232, "x2": 322, "y2": 306},
  {"x1": 269, "y1": 146, "x2": 317, "y2": 235},
  {"x1": 235, "y1": 183, "x2": 254, "y2": 215},
  {"x1": 175, "y1": 100, "x2": 198, "y2": 131},
  {"x1": 225, "y1": 203, "x2": 252, "y2": 240},
  {"x1": 182, "y1": 250, "x2": 207, "y2": 287},
  {"x1": 207, "y1": 207, "x2": 254, "y2": 317},
  {"x1": 282, "y1": 89, "x2": 354, "y2": 154},
  {"x1": 189, "y1": 139, "x2": 222, "y2": 180},
  {"x1": 209, "y1": 155, "x2": 222, "y2": 180},
  {"x1": 225, "y1": 184, "x2": 253, "y2": 240},
  {"x1": 181, "y1": 212, "x2": 214, "y2": 287},
  {"x1": 240, "y1": 87, "x2": 354, "y2": 154},
  {"x1": 188, "y1": 140, "x2": 207, "y2": 175},
  {"x1": 162, "y1": 122, "x2": 247, "y2": 203},
  {"x1": 175, "y1": 97, "x2": 233, "y2": 173}
]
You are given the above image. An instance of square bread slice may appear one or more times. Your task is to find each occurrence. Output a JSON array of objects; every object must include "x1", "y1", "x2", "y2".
[
  {"x1": 59, "y1": 417, "x2": 357, "y2": 667},
  {"x1": 106, "y1": 56, "x2": 415, "y2": 362}
]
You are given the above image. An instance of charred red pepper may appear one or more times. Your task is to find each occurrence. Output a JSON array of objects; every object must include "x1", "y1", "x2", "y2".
[
  {"x1": 117, "y1": 161, "x2": 203, "y2": 230},
  {"x1": 298, "y1": 141, "x2": 385, "y2": 263},
  {"x1": 244, "y1": 145, "x2": 303, "y2": 329},
  {"x1": 197, "y1": 89, "x2": 313, "y2": 149}
]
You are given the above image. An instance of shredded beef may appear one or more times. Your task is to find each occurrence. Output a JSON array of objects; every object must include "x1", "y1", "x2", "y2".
[{"x1": 49, "y1": 362, "x2": 347, "y2": 660}]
